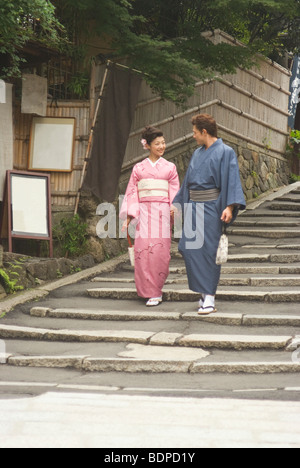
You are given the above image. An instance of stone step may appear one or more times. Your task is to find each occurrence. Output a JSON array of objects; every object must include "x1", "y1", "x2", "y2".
[
  {"x1": 30, "y1": 306, "x2": 300, "y2": 327},
  {"x1": 221, "y1": 276, "x2": 300, "y2": 287},
  {"x1": 91, "y1": 275, "x2": 300, "y2": 287},
  {"x1": 169, "y1": 264, "x2": 300, "y2": 275},
  {"x1": 275, "y1": 245, "x2": 300, "y2": 251},
  {"x1": 279, "y1": 196, "x2": 300, "y2": 203},
  {"x1": 227, "y1": 253, "x2": 300, "y2": 263},
  {"x1": 239, "y1": 244, "x2": 300, "y2": 251},
  {"x1": 234, "y1": 220, "x2": 300, "y2": 228},
  {"x1": 224, "y1": 264, "x2": 300, "y2": 274},
  {"x1": 242, "y1": 210, "x2": 300, "y2": 218},
  {"x1": 170, "y1": 252, "x2": 300, "y2": 264},
  {"x1": 270, "y1": 202, "x2": 300, "y2": 212},
  {"x1": 87, "y1": 287, "x2": 300, "y2": 303},
  {"x1": 4, "y1": 353, "x2": 300, "y2": 374},
  {"x1": 0, "y1": 324, "x2": 293, "y2": 350},
  {"x1": 227, "y1": 228, "x2": 300, "y2": 238}
]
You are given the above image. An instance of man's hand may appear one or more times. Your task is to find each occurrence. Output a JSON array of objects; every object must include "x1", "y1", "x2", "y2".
[{"x1": 221, "y1": 206, "x2": 234, "y2": 224}]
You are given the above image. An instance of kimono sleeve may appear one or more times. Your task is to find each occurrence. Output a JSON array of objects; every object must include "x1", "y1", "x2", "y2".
[
  {"x1": 172, "y1": 159, "x2": 193, "y2": 210},
  {"x1": 220, "y1": 149, "x2": 246, "y2": 223},
  {"x1": 168, "y1": 164, "x2": 181, "y2": 205},
  {"x1": 119, "y1": 166, "x2": 140, "y2": 220}
]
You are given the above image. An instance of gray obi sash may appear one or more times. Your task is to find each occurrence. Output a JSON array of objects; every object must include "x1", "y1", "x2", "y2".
[{"x1": 189, "y1": 188, "x2": 220, "y2": 202}]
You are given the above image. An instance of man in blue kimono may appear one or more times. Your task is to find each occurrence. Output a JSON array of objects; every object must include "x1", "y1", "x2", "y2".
[{"x1": 173, "y1": 114, "x2": 246, "y2": 315}]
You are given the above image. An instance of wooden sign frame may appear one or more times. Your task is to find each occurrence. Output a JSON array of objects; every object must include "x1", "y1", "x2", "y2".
[
  {"x1": 0, "y1": 170, "x2": 53, "y2": 257},
  {"x1": 28, "y1": 117, "x2": 75, "y2": 173}
]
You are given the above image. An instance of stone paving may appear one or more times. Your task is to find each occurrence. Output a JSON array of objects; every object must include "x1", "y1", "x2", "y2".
[{"x1": 0, "y1": 184, "x2": 300, "y2": 377}]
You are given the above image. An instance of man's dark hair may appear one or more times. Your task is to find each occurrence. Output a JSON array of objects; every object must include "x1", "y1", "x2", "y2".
[{"x1": 192, "y1": 114, "x2": 218, "y2": 138}]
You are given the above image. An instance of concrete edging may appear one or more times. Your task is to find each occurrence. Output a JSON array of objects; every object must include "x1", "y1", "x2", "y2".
[
  {"x1": 3, "y1": 354, "x2": 300, "y2": 375},
  {"x1": 0, "y1": 254, "x2": 129, "y2": 314}
]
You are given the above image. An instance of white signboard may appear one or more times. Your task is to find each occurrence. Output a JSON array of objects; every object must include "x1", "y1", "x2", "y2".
[
  {"x1": 28, "y1": 117, "x2": 75, "y2": 172},
  {"x1": 11, "y1": 173, "x2": 49, "y2": 237}
]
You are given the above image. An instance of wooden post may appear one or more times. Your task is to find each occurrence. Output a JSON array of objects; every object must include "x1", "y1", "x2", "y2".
[{"x1": 74, "y1": 61, "x2": 111, "y2": 215}]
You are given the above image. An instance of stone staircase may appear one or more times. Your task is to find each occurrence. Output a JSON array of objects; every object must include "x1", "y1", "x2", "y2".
[{"x1": 1, "y1": 185, "x2": 300, "y2": 376}]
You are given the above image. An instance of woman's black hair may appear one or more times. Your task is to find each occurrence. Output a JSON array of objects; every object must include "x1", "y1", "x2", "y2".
[{"x1": 142, "y1": 126, "x2": 164, "y2": 145}]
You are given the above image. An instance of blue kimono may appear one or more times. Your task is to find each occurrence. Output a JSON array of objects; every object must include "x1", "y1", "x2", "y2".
[{"x1": 173, "y1": 139, "x2": 246, "y2": 295}]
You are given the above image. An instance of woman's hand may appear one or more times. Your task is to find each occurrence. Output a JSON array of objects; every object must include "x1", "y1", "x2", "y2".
[
  {"x1": 170, "y1": 205, "x2": 178, "y2": 223},
  {"x1": 121, "y1": 216, "x2": 133, "y2": 232}
]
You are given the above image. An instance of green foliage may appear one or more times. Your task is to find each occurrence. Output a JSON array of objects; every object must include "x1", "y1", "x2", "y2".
[
  {"x1": 67, "y1": 72, "x2": 89, "y2": 99},
  {"x1": 290, "y1": 173, "x2": 300, "y2": 184},
  {"x1": 2, "y1": 0, "x2": 300, "y2": 102},
  {"x1": 290, "y1": 130, "x2": 300, "y2": 146},
  {"x1": 287, "y1": 130, "x2": 300, "y2": 158},
  {"x1": 53, "y1": 215, "x2": 88, "y2": 258},
  {"x1": 0, "y1": 0, "x2": 66, "y2": 79},
  {"x1": 52, "y1": 0, "x2": 300, "y2": 104},
  {"x1": 0, "y1": 268, "x2": 24, "y2": 294}
]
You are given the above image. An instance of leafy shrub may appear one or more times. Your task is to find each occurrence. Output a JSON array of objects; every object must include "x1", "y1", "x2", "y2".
[{"x1": 53, "y1": 215, "x2": 88, "y2": 258}]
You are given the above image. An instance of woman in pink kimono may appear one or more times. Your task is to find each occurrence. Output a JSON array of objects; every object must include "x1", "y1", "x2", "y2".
[{"x1": 120, "y1": 127, "x2": 180, "y2": 306}]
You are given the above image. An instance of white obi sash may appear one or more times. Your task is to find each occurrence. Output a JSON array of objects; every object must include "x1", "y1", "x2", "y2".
[{"x1": 138, "y1": 179, "x2": 169, "y2": 200}]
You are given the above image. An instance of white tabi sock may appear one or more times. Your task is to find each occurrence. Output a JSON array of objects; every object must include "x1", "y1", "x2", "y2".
[{"x1": 203, "y1": 295, "x2": 215, "y2": 309}]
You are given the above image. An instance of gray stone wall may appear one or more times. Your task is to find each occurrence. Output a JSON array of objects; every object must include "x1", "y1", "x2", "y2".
[{"x1": 222, "y1": 133, "x2": 290, "y2": 201}]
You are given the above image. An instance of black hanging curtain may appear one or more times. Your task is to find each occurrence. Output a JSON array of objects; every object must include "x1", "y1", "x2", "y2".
[{"x1": 83, "y1": 64, "x2": 142, "y2": 202}]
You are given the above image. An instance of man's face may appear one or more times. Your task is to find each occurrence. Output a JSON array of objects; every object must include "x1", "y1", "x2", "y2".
[{"x1": 193, "y1": 126, "x2": 207, "y2": 146}]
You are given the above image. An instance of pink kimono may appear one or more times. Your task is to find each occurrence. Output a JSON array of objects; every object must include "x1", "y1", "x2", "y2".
[{"x1": 120, "y1": 157, "x2": 180, "y2": 298}]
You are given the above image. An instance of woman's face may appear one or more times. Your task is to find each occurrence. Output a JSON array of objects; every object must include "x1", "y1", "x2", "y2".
[{"x1": 148, "y1": 136, "x2": 166, "y2": 158}]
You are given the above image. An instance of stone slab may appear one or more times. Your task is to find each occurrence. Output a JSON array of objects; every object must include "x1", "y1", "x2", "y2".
[
  {"x1": 179, "y1": 334, "x2": 291, "y2": 350},
  {"x1": 82, "y1": 358, "x2": 191, "y2": 373},
  {"x1": 5, "y1": 355, "x2": 300, "y2": 375},
  {"x1": 182, "y1": 312, "x2": 243, "y2": 326},
  {"x1": 33, "y1": 308, "x2": 181, "y2": 322},
  {"x1": 88, "y1": 287, "x2": 300, "y2": 303},
  {"x1": 91, "y1": 277, "x2": 135, "y2": 284},
  {"x1": 8, "y1": 355, "x2": 88, "y2": 369},
  {"x1": 0, "y1": 325, "x2": 155, "y2": 344},
  {"x1": 0, "y1": 324, "x2": 49, "y2": 340},
  {"x1": 222, "y1": 265, "x2": 280, "y2": 274},
  {"x1": 191, "y1": 362, "x2": 300, "y2": 374},
  {"x1": 229, "y1": 229, "x2": 300, "y2": 239},
  {"x1": 268, "y1": 291, "x2": 300, "y2": 303},
  {"x1": 251, "y1": 276, "x2": 300, "y2": 287},
  {"x1": 149, "y1": 332, "x2": 183, "y2": 346},
  {"x1": 243, "y1": 315, "x2": 300, "y2": 326},
  {"x1": 30, "y1": 307, "x2": 53, "y2": 318},
  {"x1": 270, "y1": 253, "x2": 300, "y2": 263},
  {"x1": 227, "y1": 254, "x2": 270, "y2": 263},
  {"x1": 118, "y1": 343, "x2": 209, "y2": 361},
  {"x1": 43, "y1": 329, "x2": 155, "y2": 344}
]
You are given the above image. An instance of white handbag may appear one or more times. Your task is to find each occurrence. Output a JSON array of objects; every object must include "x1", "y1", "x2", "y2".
[
  {"x1": 127, "y1": 231, "x2": 135, "y2": 267},
  {"x1": 216, "y1": 224, "x2": 229, "y2": 265}
]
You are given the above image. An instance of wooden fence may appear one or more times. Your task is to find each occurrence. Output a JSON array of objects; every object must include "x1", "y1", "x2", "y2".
[{"x1": 119, "y1": 30, "x2": 291, "y2": 170}]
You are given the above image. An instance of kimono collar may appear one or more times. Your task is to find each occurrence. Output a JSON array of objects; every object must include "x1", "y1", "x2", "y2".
[
  {"x1": 201, "y1": 138, "x2": 223, "y2": 152},
  {"x1": 147, "y1": 157, "x2": 162, "y2": 168}
]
